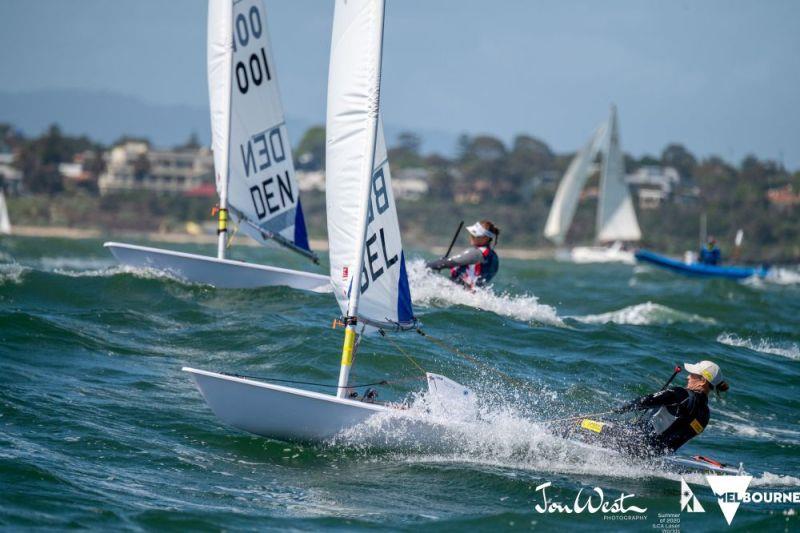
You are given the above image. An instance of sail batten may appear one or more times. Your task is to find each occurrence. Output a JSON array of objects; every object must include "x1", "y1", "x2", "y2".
[
  {"x1": 326, "y1": 0, "x2": 414, "y2": 328},
  {"x1": 207, "y1": 0, "x2": 311, "y2": 255}
]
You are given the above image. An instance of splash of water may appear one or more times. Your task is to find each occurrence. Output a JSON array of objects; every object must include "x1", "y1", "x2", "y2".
[
  {"x1": 406, "y1": 259, "x2": 562, "y2": 326},
  {"x1": 573, "y1": 302, "x2": 715, "y2": 326},
  {"x1": 743, "y1": 266, "x2": 800, "y2": 287},
  {"x1": 334, "y1": 381, "x2": 679, "y2": 481},
  {"x1": 0, "y1": 262, "x2": 28, "y2": 285},
  {"x1": 717, "y1": 333, "x2": 800, "y2": 360}
]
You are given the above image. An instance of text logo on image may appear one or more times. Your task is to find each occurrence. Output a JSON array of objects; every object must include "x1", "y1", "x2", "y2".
[
  {"x1": 680, "y1": 477, "x2": 705, "y2": 513},
  {"x1": 705, "y1": 475, "x2": 753, "y2": 525}
]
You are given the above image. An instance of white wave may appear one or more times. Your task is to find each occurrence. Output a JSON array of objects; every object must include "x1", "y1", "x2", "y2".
[
  {"x1": 741, "y1": 266, "x2": 800, "y2": 287},
  {"x1": 573, "y1": 302, "x2": 715, "y2": 326},
  {"x1": 334, "y1": 387, "x2": 678, "y2": 481},
  {"x1": 52, "y1": 264, "x2": 199, "y2": 284},
  {"x1": 37, "y1": 256, "x2": 116, "y2": 272},
  {"x1": 750, "y1": 471, "x2": 800, "y2": 487},
  {"x1": 0, "y1": 262, "x2": 28, "y2": 285},
  {"x1": 717, "y1": 333, "x2": 800, "y2": 361},
  {"x1": 406, "y1": 259, "x2": 563, "y2": 326},
  {"x1": 762, "y1": 267, "x2": 800, "y2": 285}
]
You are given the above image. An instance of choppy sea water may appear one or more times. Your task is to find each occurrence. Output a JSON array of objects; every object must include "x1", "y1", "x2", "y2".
[{"x1": 1, "y1": 236, "x2": 799, "y2": 531}]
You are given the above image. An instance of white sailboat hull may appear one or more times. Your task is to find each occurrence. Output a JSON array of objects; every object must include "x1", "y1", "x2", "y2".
[
  {"x1": 184, "y1": 368, "x2": 473, "y2": 445},
  {"x1": 184, "y1": 367, "x2": 388, "y2": 441},
  {"x1": 105, "y1": 242, "x2": 329, "y2": 291},
  {"x1": 558, "y1": 242, "x2": 635, "y2": 264}
]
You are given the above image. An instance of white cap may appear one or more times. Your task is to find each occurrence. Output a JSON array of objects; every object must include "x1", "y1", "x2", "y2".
[
  {"x1": 466, "y1": 221, "x2": 495, "y2": 239},
  {"x1": 684, "y1": 360, "x2": 723, "y2": 387}
]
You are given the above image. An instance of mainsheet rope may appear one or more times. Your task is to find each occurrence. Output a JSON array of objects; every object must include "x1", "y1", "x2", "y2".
[{"x1": 413, "y1": 328, "x2": 541, "y2": 396}]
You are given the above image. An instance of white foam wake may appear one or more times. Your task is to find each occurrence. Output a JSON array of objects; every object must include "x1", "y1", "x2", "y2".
[
  {"x1": 717, "y1": 333, "x2": 800, "y2": 360},
  {"x1": 406, "y1": 259, "x2": 562, "y2": 326},
  {"x1": 334, "y1": 387, "x2": 657, "y2": 480},
  {"x1": 0, "y1": 263, "x2": 28, "y2": 285},
  {"x1": 574, "y1": 302, "x2": 715, "y2": 326},
  {"x1": 743, "y1": 266, "x2": 800, "y2": 287},
  {"x1": 51, "y1": 263, "x2": 198, "y2": 284}
]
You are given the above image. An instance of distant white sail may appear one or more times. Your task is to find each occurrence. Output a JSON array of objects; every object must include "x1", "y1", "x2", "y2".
[
  {"x1": 325, "y1": 0, "x2": 414, "y2": 329},
  {"x1": 0, "y1": 190, "x2": 10, "y2": 235},
  {"x1": 543, "y1": 124, "x2": 606, "y2": 245},
  {"x1": 596, "y1": 106, "x2": 641, "y2": 243},
  {"x1": 207, "y1": 0, "x2": 310, "y2": 251}
]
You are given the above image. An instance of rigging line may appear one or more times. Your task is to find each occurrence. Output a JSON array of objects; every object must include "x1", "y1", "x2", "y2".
[
  {"x1": 380, "y1": 329, "x2": 428, "y2": 377},
  {"x1": 227, "y1": 219, "x2": 239, "y2": 248},
  {"x1": 415, "y1": 328, "x2": 540, "y2": 396}
]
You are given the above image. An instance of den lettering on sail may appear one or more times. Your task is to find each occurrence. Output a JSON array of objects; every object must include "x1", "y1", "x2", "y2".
[{"x1": 240, "y1": 128, "x2": 295, "y2": 220}]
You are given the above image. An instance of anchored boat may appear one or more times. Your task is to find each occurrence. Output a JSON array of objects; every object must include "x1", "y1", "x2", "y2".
[
  {"x1": 544, "y1": 106, "x2": 641, "y2": 264},
  {"x1": 106, "y1": 0, "x2": 327, "y2": 291},
  {"x1": 635, "y1": 249, "x2": 769, "y2": 280}
]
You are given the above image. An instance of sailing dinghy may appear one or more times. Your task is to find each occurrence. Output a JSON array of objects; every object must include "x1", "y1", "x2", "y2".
[
  {"x1": 544, "y1": 106, "x2": 641, "y2": 264},
  {"x1": 106, "y1": 0, "x2": 327, "y2": 291},
  {"x1": 0, "y1": 190, "x2": 10, "y2": 235},
  {"x1": 184, "y1": 0, "x2": 477, "y2": 444}
]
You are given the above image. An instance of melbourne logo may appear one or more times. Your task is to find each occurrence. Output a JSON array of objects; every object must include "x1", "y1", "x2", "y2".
[
  {"x1": 705, "y1": 475, "x2": 752, "y2": 525},
  {"x1": 680, "y1": 477, "x2": 705, "y2": 513}
]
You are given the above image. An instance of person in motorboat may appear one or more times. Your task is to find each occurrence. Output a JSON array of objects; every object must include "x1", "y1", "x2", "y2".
[
  {"x1": 426, "y1": 220, "x2": 500, "y2": 288},
  {"x1": 699, "y1": 236, "x2": 722, "y2": 265},
  {"x1": 557, "y1": 360, "x2": 729, "y2": 458}
]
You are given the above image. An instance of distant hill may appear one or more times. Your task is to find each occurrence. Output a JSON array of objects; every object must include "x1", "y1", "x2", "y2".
[{"x1": 0, "y1": 89, "x2": 459, "y2": 154}]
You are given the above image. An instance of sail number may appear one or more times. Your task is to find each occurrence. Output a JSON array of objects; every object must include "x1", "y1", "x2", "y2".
[
  {"x1": 239, "y1": 127, "x2": 294, "y2": 220},
  {"x1": 233, "y1": 5, "x2": 271, "y2": 95},
  {"x1": 360, "y1": 167, "x2": 398, "y2": 294}
]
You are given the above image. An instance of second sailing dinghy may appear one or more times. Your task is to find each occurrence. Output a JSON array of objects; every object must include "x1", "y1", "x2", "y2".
[
  {"x1": 105, "y1": 0, "x2": 327, "y2": 291},
  {"x1": 184, "y1": 0, "x2": 471, "y2": 443},
  {"x1": 0, "y1": 190, "x2": 10, "y2": 235},
  {"x1": 544, "y1": 106, "x2": 641, "y2": 264}
]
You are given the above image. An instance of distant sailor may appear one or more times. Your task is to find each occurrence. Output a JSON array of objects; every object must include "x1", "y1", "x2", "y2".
[
  {"x1": 426, "y1": 220, "x2": 500, "y2": 288},
  {"x1": 563, "y1": 360, "x2": 729, "y2": 457},
  {"x1": 699, "y1": 237, "x2": 721, "y2": 265}
]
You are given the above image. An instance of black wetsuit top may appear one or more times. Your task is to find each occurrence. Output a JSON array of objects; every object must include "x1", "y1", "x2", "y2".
[{"x1": 617, "y1": 386, "x2": 710, "y2": 453}]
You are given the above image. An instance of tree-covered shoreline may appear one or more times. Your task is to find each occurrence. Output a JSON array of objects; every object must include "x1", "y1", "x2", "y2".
[{"x1": 1, "y1": 122, "x2": 798, "y2": 262}]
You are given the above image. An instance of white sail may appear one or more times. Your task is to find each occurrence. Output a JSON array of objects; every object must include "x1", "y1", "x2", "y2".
[
  {"x1": 543, "y1": 124, "x2": 606, "y2": 245},
  {"x1": 325, "y1": 0, "x2": 414, "y2": 329},
  {"x1": 208, "y1": 0, "x2": 310, "y2": 252},
  {"x1": 596, "y1": 105, "x2": 641, "y2": 243},
  {"x1": 0, "y1": 190, "x2": 10, "y2": 235}
]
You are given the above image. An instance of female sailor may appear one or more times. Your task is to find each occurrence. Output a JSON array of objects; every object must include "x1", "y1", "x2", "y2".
[{"x1": 426, "y1": 220, "x2": 500, "y2": 289}]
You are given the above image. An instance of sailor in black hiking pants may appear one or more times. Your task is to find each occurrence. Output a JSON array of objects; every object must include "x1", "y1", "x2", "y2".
[{"x1": 561, "y1": 360, "x2": 729, "y2": 457}]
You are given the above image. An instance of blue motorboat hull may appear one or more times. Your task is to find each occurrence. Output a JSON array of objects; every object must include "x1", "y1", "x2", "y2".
[{"x1": 635, "y1": 249, "x2": 769, "y2": 279}]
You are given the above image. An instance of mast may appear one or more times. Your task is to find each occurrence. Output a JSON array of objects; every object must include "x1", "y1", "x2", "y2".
[
  {"x1": 208, "y1": 0, "x2": 234, "y2": 260},
  {"x1": 336, "y1": 0, "x2": 387, "y2": 398}
]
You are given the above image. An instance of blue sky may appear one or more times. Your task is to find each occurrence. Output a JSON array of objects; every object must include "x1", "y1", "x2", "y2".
[{"x1": 1, "y1": 0, "x2": 798, "y2": 168}]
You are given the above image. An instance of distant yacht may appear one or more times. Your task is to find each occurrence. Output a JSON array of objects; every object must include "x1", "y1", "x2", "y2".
[
  {"x1": 544, "y1": 105, "x2": 641, "y2": 264},
  {"x1": 0, "y1": 190, "x2": 11, "y2": 235}
]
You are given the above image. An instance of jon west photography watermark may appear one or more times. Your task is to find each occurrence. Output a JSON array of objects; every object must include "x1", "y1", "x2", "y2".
[{"x1": 533, "y1": 481, "x2": 648, "y2": 521}]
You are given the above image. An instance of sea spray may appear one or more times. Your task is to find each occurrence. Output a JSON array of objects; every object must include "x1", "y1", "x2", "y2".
[{"x1": 406, "y1": 259, "x2": 562, "y2": 326}]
